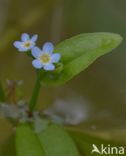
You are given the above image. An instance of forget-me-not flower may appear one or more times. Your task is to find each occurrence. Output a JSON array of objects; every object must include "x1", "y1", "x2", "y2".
[
  {"x1": 32, "y1": 42, "x2": 61, "y2": 71},
  {"x1": 13, "y1": 33, "x2": 38, "y2": 52}
]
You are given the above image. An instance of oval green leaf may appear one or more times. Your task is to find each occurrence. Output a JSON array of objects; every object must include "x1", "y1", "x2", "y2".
[
  {"x1": 37, "y1": 124, "x2": 80, "y2": 156},
  {"x1": 16, "y1": 124, "x2": 45, "y2": 156},
  {"x1": 41, "y1": 32, "x2": 122, "y2": 86}
]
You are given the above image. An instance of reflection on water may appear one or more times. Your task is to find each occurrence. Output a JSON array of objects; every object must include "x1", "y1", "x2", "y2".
[
  {"x1": 44, "y1": 91, "x2": 90, "y2": 125},
  {"x1": 51, "y1": 86, "x2": 126, "y2": 131}
]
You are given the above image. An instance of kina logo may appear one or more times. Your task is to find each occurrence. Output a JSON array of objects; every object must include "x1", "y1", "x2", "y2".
[{"x1": 91, "y1": 144, "x2": 125, "y2": 155}]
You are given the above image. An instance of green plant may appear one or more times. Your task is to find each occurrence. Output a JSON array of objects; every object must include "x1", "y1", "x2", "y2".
[{"x1": 0, "y1": 32, "x2": 123, "y2": 156}]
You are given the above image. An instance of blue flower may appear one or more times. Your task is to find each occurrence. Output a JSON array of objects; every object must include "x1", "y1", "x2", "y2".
[
  {"x1": 31, "y1": 42, "x2": 61, "y2": 71},
  {"x1": 13, "y1": 33, "x2": 38, "y2": 52}
]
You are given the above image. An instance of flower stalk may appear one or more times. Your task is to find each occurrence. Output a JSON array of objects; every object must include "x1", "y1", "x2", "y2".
[{"x1": 29, "y1": 70, "x2": 41, "y2": 111}]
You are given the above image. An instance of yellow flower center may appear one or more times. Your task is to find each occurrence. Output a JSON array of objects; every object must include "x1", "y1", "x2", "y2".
[
  {"x1": 40, "y1": 54, "x2": 51, "y2": 64},
  {"x1": 24, "y1": 41, "x2": 31, "y2": 48}
]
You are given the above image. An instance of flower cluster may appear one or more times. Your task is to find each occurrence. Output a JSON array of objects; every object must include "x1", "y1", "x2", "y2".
[{"x1": 14, "y1": 33, "x2": 61, "y2": 71}]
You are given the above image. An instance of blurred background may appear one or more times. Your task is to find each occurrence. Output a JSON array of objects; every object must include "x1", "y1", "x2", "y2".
[{"x1": 0, "y1": 0, "x2": 126, "y2": 154}]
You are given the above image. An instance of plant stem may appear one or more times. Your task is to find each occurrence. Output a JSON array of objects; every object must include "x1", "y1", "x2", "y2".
[{"x1": 29, "y1": 71, "x2": 41, "y2": 111}]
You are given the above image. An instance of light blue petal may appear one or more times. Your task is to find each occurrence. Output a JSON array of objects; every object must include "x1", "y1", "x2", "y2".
[
  {"x1": 29, "y1": 43, "x2": 35, "y2": 49},
  {"x1": 19, "y1": 47, "x2": 27, "y2": 52},
  {"x1": 21, "y1": 33, "x2": 29, "y2": 42},
  {"x1": 44, "y1": 63, "x2": 55, "y2": 71},
  {"x1": 51, "y1": 53, "x2": 61, "y2": 63},
  {"x1": 31, "y1": 47, "x2": 43, "y2": 58},
  {"x1": 13, "y1": 41, "x2": 22, "y2": 49},
  {"x1": 31, "y1": 34, "x2": 38, "y2": 42},
  {"x1": 32, "y1": 59, "x2": 43, "y2": 69},
  {"x1": 43, "y1": 42, "x2": 54, "y2": 54}
]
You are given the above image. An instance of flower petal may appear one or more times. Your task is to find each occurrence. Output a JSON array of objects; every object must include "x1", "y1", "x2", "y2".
[
  {"x1": 31, "y1": 34, "x2": 38, "y2": 42},
  {"x1": 43, "y1": 42, "x2": 54, "y2": 54},
  {"x1": 51, "y1": 53, "x2": 61, "y2": 63},
  {"x1": 31, "y1": 47, "x2": 43, "y2": 58},
  {"x1": 44, "y1": 63, "x2": 55, "y2": 71},
  {"x1": 13, "y1": 41, "x2": 22, "y2": 49},
  {"x1": 32, "y1": 59, "x2": 43, "y2": 69},
  {"x1": 19, "y1": 47, "x2": 27, "y2": 52},
  {"x1": 21, "y1": 33, "x2": 29, "y2": 42}
]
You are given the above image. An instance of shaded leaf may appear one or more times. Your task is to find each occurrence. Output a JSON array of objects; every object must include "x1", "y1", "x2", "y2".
[
  {"x1": 41, "y1": 33, "x2": 122, "y2": 86},
  {"x1": 37, "y1": 124, "x2": 80, "y2": 156},
  {"x1": 16, "y1": 124, "x2": 45, "y2": 156}
]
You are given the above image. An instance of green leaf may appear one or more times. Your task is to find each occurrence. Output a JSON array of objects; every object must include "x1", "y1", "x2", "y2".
[
  {"x1": 16, "y1": 124, "x2": 45, "y2": 156},
  {"x1": 68, "y1": 129, "x2": 125, "y2": 156},
  {"x1": 37, "y1": 124, "x2": 80, "y2": 156},
  {"x1": 0, "y1": 83, "x2": 6, "y2": 102},
  {"x1": 41, "y1": 33, "x2": 122, "y2": 86}
]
